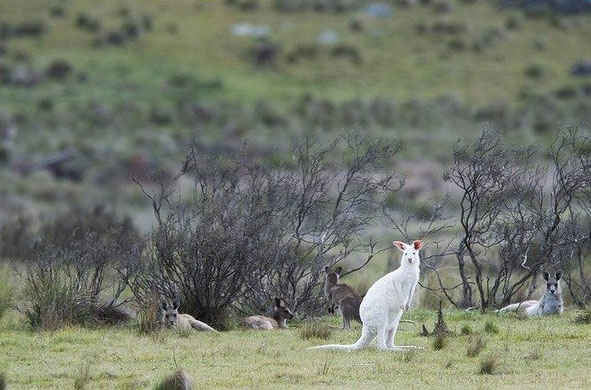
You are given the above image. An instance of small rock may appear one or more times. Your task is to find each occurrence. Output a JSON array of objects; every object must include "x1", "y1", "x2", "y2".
[
  {"x1": 363, "y1": 2, "x2": 394, "y2": 18},
  {"x1": 231, "y1": 23, "x2": 270, "y2": 37},
  {"x1": 571, "y1": 60, "x2": 591, "y2": 76},
  {"x1": 318, "y1": 30, "x2": 339, "y2": 44}
]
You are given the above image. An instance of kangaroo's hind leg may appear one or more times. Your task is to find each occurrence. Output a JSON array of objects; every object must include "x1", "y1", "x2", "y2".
[
  {"x1": 387, "y1": 311, "x2": 422, "y2": 350},
  {"x1": 377, "y1": 325, "x2": 389, "y2": 351},
  {"x1": 386, "y1": 310, "x2": 402, "y2": 349}
]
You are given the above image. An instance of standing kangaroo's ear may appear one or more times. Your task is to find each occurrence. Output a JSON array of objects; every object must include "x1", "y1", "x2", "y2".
[
  {"x1": 160, "y1": 301, "x2": 168, "y2": 311},
  {"x1": 172, "y1": 298, "x2": 180, "y2": 310},
  {"x1": 274, "y1": 297, "x2": 282, "y2": 307},
  {"x1": 324, "y1": 266, "x2": 331, "y2": 274},
  {"x1": 334, "y1": 267, "x2": 342, "y2": 275},
  {"x1": 412, "y1": 240, "x2": 423, "y2": 250},
  {"x1": 555, "y1": 271, "x2": 562, "y2": 281},
  {"x1": 542, "y1": 271, "x2": 550, "y2": 281},
  {"x1": 393, "y1": 241, "x2": 406, "y2": 251}
]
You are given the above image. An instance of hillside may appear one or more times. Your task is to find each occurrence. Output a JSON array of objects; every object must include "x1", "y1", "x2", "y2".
[{"x1": 0, "y1": 0, "x2": 589, "y2": 218}]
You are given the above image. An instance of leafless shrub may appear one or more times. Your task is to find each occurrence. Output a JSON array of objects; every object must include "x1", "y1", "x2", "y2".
[
  {"x1": 130, "y1": 132, "x2": 401, "y2": 327},
  {"x1": 436, "y1": 127, "x2": 591, "y2": 309}
]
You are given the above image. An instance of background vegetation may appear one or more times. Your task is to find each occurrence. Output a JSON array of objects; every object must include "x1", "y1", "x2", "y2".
[{"x1": 0, "y1": 0, "x2": 590, "y2": 388}]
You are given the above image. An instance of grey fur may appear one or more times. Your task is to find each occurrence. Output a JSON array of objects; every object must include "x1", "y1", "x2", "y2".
[
  {"x1": 498, "y1": 271, "x2": 563, "y2": 316},
  {"x1": 324, "y1": 267, "x2": 363, "y2": 329}
]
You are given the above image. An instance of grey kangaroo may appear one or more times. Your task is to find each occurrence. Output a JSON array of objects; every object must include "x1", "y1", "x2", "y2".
[
  {"x1": 242, "y1": 297, "x2": 294, "y2": 330},
  {"x1": 161, "y1": 299, "x2": 218, "y2": 332},
  {"x1": 324, "y1": 266, "x2": 363, "y2": 329},
  {"x1": 498, "y1": 271, "x2": 563, "y2": 316}
]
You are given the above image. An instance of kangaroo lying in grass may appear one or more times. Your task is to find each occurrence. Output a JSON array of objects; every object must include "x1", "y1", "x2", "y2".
[
  {"x1": 161, "y1": 299, "x2": 218, "y2": 332},
  {"x1": 310, "y1": 240, "x2": 423, "y2": 351},
  {"x1": 242, "y1": 298, "x2": 294, "y2": 330},
  {"x1": 324, "y1": 266, "x2": 363, "y2": 329},
  {"x1": 498, "y1": 271, "x2": 563, "y2": 316}
]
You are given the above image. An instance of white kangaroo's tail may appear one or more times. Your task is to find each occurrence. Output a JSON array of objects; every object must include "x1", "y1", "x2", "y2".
[
  {"x1": 191, "y1": 319, "x2": 219, "y2": 332},
  {"x1": 496, "y1": 300, "x2": 537, "y2": 313},
  {"x1": 308, "y1": 326, "x2": 374, "y2": 351}
]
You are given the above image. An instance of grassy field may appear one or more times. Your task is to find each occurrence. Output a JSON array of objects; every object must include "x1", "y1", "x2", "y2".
[
  {"x1": 2, "y1": 0, "x2": 589, "y2": 107},
  {"x1": 1, "y1": 309, "x2": 590, "y2": 389}
]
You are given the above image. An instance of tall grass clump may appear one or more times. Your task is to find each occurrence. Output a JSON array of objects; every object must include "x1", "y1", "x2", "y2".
[
  {"x1": 73, "y1": 361, "x2": 93, "y2": 390},
  {"x1": 21, "y1": 273, "x2": 94, "y2": 331},
  {"x1": 460, "y1": 323, "x2": 473, "y2": 335},
  {"x1": 574, "y1": 309, "x2": 591, "y2": 324},
  {"x1": 138, "y1": 292, "x2": 162, "y2": 335},
  {"x1": 154, "y1": 369, "x2": 192, "y2": 390},
  {"x1": 467, "y1": 335, "x2": 486, "y2": 357},
  {"x1": 20, "y1": 206, "x2": 143, "y2": 330},
  {"x1": 300, "y1": 322, "x2": 332, "y2": 340},
  {"x1": 479, "y1": 353, "x2": 501, "y2": 375},
  {"x1": 432, "y1": 332, "x2": 448, "y2": 350},
  {"x1": 484, "y1": 320, "x2": 499, "y2": 334},
  {"x1": 0, "y1": 266, "x2": 13, "y2": 320}
]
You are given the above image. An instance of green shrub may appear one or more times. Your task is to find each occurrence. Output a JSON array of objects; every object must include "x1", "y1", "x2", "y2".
[
  {"x1": 300, "y1": 323, "x2": 332, "y2": 340},
  {"x1": 50, "y1": 4, "x2": 66, "y2": 18},
  {"x1": 525, "y1": 64, "x2": 544, "y2": 79},
  {"x1": 75, "y1": 13, "x2": 101, "y2": 32}
]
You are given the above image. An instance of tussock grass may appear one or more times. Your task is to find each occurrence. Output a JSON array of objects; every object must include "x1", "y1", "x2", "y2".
[
  {"x1": 484, "y1": 320, "x2": 499, "y2": 334},
  {"x1": 21, "y1": 275, "x2": 94, "y2": 331},
  {"x1": 524, "y1": 347, "x2": 542, "y2": 361},
  {"x1": 467, "y1": 335, "x2": 486, "y2": 357},
  {"x1": 300, "y1": 322, "x2": 332, "y2": 340},
  {"x1": 154, "y1": 369, "x2": 192, "y2": 390},
  {"x1": 460, "y1": 323, "x2": 473, "y2": 335},
  {"x1": 0, "y1": 266, "x2": 13, "y2": 320},
  {"x1": 73, "y1": 361, "x2": 93, "y2": 390},
  {"x1": 433, "y1": 332, "x2": 447, "y2": 350},
  {"x1": 574, "y1": 309, "x2": 591, "y2": 325},
  {"x1": 479, "y1": 353, "x2": 501, "y2": 375},
  {"x1": 138, "y1": 293, "x2": 161, "y2": 335},
  {"x1": 402, "y1": 349, "x2": 417, "y2": 363},
  {"x1": 174, "y1": 326, "x2": 192, "y2": 338}
]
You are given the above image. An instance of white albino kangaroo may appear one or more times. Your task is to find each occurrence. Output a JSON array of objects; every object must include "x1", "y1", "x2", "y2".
[{"x1": 309, "y1": 240, "x2": 423, "y2": 351}]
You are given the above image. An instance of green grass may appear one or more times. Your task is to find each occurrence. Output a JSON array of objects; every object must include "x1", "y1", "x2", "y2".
[
  {"x1": 1, "y1": 0, "x2": 589, "y2": 108},
  {"x1": 1, "y1": 310, "x2": 590, "y2": 389}
]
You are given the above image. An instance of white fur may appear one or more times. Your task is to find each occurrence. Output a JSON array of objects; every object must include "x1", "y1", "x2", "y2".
[{"x1": 309, "y1": 240, "x2": 423, "y2": 351}]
